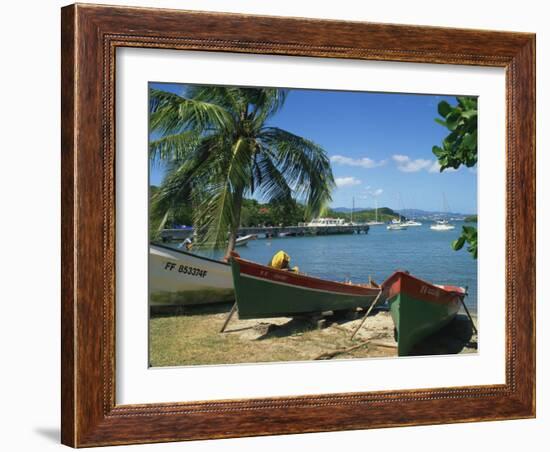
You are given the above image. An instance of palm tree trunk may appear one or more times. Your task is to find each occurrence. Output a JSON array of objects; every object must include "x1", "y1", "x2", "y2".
[{"x1": 225, "y1": 185, "x2": 244, "y2": 259}]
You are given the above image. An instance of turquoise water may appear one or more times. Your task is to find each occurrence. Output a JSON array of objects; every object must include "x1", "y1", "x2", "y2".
[{"x1": 177, "y1": 223, "x2": 478, "y2": 311}]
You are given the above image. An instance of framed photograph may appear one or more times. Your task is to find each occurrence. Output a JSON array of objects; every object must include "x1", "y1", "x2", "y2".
[{"x1": 61, "y1": 3, "x2": 535, "y2": 447}]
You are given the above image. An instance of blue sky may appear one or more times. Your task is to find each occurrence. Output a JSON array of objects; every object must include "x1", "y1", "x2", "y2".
[{"x1": 150, "y1": 83, "x2": 477, "y2": 214}]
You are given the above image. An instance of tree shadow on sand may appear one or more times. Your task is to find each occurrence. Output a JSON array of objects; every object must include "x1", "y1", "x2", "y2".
[
  {"x1": 254, "y1": 318, "x2": 320, "y2": 340},
  {"x1": 253, "y1": 308, "x2": 379, "y2": 340},
  {"x1": 408, "y1": 314, "x2": 478, "y2": 356}
]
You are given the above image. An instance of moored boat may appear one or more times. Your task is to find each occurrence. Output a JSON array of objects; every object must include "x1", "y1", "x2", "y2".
[
  {"x1": 403, "y1": 220, "x2": 423, "y2": 227},
  {"x1": 230, "y1": 254, "x2": 380, "y2": 319},
  {"x1": 381, "y1": 271, "x2": 465, "y2": 356},
  {"x1": 387, "y1": 224, "x2": 407, "y2": 230},
  {"x1": 235, "y1": 234, "x2": 257, "y2": 247},
  {"x1": 430, "y1": 220, "x2": 455, "y2": 231},
  {"x1": 387, "y1": 218, "x2": 408, "y2": 230},
  {"x1": 149, "y1": 243, "x2": 234, "y2": 306}
]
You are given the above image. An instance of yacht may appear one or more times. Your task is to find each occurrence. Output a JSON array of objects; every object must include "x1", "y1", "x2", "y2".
[
  {"x1": 430, "y1": 194, "x2": 456, "y2": 231},
  {"x1": 366, "y1": 199, "x2": 385, "y2": 225},
  {"x1": 403, "y1": 219, "x2": 423, "y2": 227},
  {"x1": 430, "y1": 219, "x2": 455, "y2": 231},
  {"x1": 387, "y1": 218, "x2": 407, "y2": 230}
]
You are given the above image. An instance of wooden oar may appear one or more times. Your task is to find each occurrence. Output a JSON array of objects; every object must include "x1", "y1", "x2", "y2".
[
  {"x1": 220, "y1": 302, "x2": 237, "y2": 333},
  {"x1": 315, "y1": 340, "x2": 370, "y2": 360},
  {"x1": 459, "y1": 287, "x2": 477, "y2": 335},
  {"x1": 350, "y1": 289, "x2": 384, "y2": 340},
  {"x1": 314, "y1": 339, "x2": 397, "y2": 360}
]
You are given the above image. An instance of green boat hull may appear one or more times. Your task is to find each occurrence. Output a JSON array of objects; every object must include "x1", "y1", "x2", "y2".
[
  {"x1": 231, "y1": 258, "x2": 378, "y2": 319},
  {"x1": 388, "y1": 292, "x2": 459, "y2": 356}
]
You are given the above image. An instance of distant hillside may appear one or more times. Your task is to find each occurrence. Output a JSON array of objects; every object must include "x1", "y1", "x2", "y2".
[
  {"x1": 332, "y1": 207, "x2": 354, "y2": 213},
  {"x1": 396, "y1": 208, "x2": 472, "y2": 219},
  {"x1": 326, "y1": 207, "x2": 399, "y2": 223},
  {"x1": 334, "y1": 207, "x2": 472, "y2": 217}
]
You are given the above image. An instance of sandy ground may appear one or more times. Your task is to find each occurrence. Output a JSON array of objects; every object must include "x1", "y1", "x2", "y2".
[{"x1": 149, "y1": 303, "x2": 478, "y2": 367}]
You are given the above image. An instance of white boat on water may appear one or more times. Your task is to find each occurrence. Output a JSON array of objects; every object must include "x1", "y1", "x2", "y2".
[
  {"x1": 387, "y1": 223, "x2": 407, "y2": 230},
  {"x1": 149, "y1": 243, "x2": 234, "y2": 307},
  {"x1": 403, "y1": 220, "x2": 423, "y2": 227},
  {"x1": 430, "y1": 193, "x2": 456, "y2": 231},
  {"x1": 366, "y1": 199, "x2": 385, "y2": 226},
  {"x1": 430, "y1": 220, "x2": 455, "y2": 231},
  {"x1": 387, "y1": 219, "x2": 407, "y2": 230},
  {"x1": 235, "y1": 234, "x2": 257, "y2": 247}
]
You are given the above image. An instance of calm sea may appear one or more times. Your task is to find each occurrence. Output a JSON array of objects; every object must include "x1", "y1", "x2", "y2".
[{"x1": 180, "y1": 222, "x2": 478, "y2": 312}]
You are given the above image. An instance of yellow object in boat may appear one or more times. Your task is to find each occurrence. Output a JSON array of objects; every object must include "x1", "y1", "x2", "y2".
[{"x1": 270, "y1": 251, "x2": 290, "y2": 269}]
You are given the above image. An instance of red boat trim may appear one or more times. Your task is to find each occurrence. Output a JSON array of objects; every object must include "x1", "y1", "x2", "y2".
[
  {"x1": 235, "y1": 258, "x2": 379, "y2": 297},
  {"x1": 382, "y1": 271, "x2": 465, "y2": 306},
  {"x1": 242, "y1": 274, "x2": 374, "y2": 297}
]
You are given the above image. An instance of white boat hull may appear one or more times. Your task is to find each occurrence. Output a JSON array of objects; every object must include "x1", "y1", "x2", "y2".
[
  {"x1": 149, "y1": 244, "x2": 234, "y2": 306},
  {"x1": 235, "y1": 234, "x2": 256, "y2": 247},
  {"x1": 430, "y1": 224, "x2": 455, "y2": 231},
  {"x1": 387, "y1": 225, "x2": 407, "y2": 230}
]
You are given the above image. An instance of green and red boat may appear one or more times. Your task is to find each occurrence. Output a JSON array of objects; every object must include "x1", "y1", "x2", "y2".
[
  {"x1": 381, "y1": 271, "x2": 466, "y2": 356},
  {"x1": 230, "y1": 255, "x2": 380, "y2": 319}
]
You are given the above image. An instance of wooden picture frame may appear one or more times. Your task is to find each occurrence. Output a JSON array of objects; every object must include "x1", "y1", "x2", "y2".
[{"x1": 61, "y1": 3, "x2": 535, "y2": 447}]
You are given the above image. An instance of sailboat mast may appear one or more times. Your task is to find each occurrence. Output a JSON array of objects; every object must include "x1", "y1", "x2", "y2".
[{"x1": 351, "y1": 196, "x2": 354, "y2": 223}]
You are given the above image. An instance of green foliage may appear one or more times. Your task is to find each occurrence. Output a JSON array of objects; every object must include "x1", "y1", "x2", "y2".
[
  {"x1": 433, "y1": 96, "x2": 478, "y2": 259},
  {"x1": 432, "y1": 97, "x2": 478, "y2": 171},
  {"x1": 451, "y1": 226, "x2": 478, "y2": 259},
  {"x1": 240, "y1": 199, "x2": 307, "y2": 227},
  {"x1": 149, "y1": 185, "x2": 193, "y2": 241},
  {"x1": 464, "y1": 215, "x2": 478, "y2": 223},
  {"x1": 325, "y1": 208, "x2": 398, "y2": 223},
  {"x1": 149, "y1": 86, "x2": 335, "y2": 253}
]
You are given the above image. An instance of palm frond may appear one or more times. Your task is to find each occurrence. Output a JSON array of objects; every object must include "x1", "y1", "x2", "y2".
[
  {"x1": 259, "y1": 127, "x2": 334, "y2": 217},
  {"x1": 252, "y1": 150, "x2": 293, "y2": 204},
  {"x1": 185, "y1": 86, "x2": 243, "y2": 118},
  {"x1": 150, "y1": 134, "x2": 228, "y2": 214},
  {"x1": 248, "y1": 88, "x2": 289, "y2": 127},
  {"x1": 192, "y1": 138, "x2": 253, "y2": 249},
  {"x1": 149, "y1": 130, "x2": 201, "y2": 161},
  {"x1": 149, "y1": 88, "x2": 233, "y2": 135}
]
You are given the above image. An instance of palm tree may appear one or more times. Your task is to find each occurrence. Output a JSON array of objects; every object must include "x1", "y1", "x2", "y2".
[{"x1": 149, "y1": 86, "x2": 335, "y2": 257}]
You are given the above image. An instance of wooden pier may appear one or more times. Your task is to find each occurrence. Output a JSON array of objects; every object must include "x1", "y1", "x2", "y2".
[{"x1": 160, "y1": 224, "x2": 370, "y2": 241}]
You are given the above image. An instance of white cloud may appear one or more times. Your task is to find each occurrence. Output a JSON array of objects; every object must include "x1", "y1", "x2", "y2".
[
  {"x1": 359, "y1": 187, "x2": 383, "y2": 200},
  {"x1": 430, "y1": 161, "x2": 460, "y2": 173},
  {"x1": 392, "y1": 154, "x2": 459, "y2": 174},
  {"x1": 428, "y1": 161, "x2": 441, "y2": 173},
  {"x1": 335, "y1": 176, "x2": 362, "y2": 187},
  {"x1": 392, "y1": 154, "x2": 433, "y2": 172},
  {"x1": 331, "y1": 155, "x2": 386, "y2": 169}
]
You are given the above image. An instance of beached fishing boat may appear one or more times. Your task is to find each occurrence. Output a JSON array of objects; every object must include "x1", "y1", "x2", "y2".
[
  {"x1": 381, "y1": 271, "x2": 465, "y2": 356},
  {"x1": 230, "y1": 254, "x2": 380, "y2": 319},
  {"x1": 149, "y1": 243, "x2": 234, "y2": 306}
]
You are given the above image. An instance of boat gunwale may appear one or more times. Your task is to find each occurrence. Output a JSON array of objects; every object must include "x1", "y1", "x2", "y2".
[
  {"x1": 232, "y1": 256, "x2": 380, "y2": 296},
  {"x1": 382, "y1": 271, "x2": 466, "y2": 306},
  {"x1": 151, "y1": 242, "x2": 230, "y2": 267}
]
